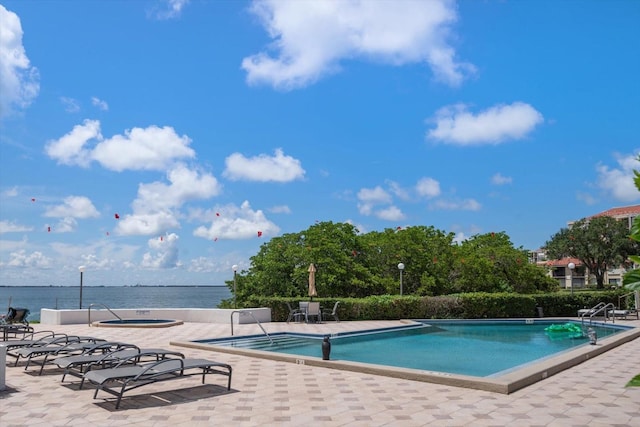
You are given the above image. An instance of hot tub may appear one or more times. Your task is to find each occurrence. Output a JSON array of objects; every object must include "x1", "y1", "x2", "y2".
[{"x1": 91, "y1": 318, "x2": 183, "y2": 328}]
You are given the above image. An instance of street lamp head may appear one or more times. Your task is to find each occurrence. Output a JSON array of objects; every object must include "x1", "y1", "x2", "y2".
[
  {"x1": 232, "y1": 264, "x2": 238, "y2": 273},
  {"x1": 568, "y1": 262, "x2": 575, "y2": 271},
  {"x1": 397, "y1": 262, "x2": 405, "y2": 271},
  {"x1": 78, "y1": 265, "x2": 85, "y2": 273}
]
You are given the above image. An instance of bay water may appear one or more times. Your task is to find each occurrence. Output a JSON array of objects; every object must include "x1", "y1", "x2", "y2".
[{"x1": 0, "y1": 286, "x2": 232, "y2": 322}]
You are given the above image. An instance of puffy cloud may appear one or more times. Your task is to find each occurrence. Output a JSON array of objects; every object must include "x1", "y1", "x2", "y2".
[
  {"x1": 491, "y1": 173, "x2": 512, "y2": 185},
  {"x1": 5, "y1": 250, "x2": 52, "y2": 268},
  {"x1": 427, "y1": 102, "x2": 544, "y2": 145},
  {"x1": 44, "y1": 196, "x2": 100, "y2": 219},
  {"x1": 116, "y1": 212, "x2": 180, "y2": 236},
  {"x1": 132, "y1": 164, "x2": 222, "y2": 213},
  {"x1": 0, "y1": 5, "x2": 40, "y2": 118},
  {"x1": 416, "y1": 177, "x2": 441, "y2": 198},
  {"x1": 357, "y1": 186, "x2": 392, "y2": 216},
  {"x1": 193, "y1": 200, "x2": 280, "y2": 240},
  {"x1": 242, "y1": 0, "x2": 473, "y2": 90},
  {"x1": 141, "y1": 233, "x2": 180, "y2": 269},
  {"x1": 44, "y1": 119, "x2": 100, "y2": 167},
  {"x1": 376, "y1": 205, "x2": 405, "y2": 221},
  {"x1": 45, "y1": 120, "x2": 196, "y2": 171},
  {"x1": 595, "y1": 152, "x2": 640, "y2": 202},
  {"x1": 0, "y1": 220, "x2": 32, "y2": 233},
  {"x1": 223, "y1": 148, "x2": 305, "y2": 182},
  {"x1": 92, "y1": 125, "x2": 195, "y2": 171}
]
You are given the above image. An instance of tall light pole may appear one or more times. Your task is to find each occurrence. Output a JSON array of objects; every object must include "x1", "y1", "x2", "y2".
[
  {"x1": 568, "y1": 262, "x2": 575, "y2": 296},
  {"x1": 78, "y1": 266, "x2": 85, "y2": 309},
  {"x1": 397, "y1": 263, "x2": 405, "y2": 296},
  {"x1": 232, "y1": 264, "x2": 238, "y2": 309}
]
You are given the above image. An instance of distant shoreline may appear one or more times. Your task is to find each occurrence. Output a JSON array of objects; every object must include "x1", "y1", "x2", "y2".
[{"x1": 0, "y1": 285, "x2": 228, "y2": 288}]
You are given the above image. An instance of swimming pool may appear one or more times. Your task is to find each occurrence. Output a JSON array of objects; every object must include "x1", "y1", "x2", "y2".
[{"x1": 173, "y1": 319, "x2": 639, "y2": 393}]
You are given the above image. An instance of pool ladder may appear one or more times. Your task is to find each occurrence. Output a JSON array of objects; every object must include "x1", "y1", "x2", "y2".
[
  {"x1": 580, "y1": 302, "x2": 616, "y2": 325},
  {"x1": 230, "y1": 310, "x2": 273, "y2": 344},
  {"x1": 88, "y1": 303, "x2": 123, "y2": 326}
]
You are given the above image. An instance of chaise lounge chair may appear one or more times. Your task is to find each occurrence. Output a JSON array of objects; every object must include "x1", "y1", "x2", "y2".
[
  {"x1": 15, "y1": 335, "x2": 106, "y2": 374},
  {"x1": 83, "y1": 352, "x2": 233, "y2": 409},
  {"x1": 55, "y1": 344, "x2": 185, "y2": 388}
]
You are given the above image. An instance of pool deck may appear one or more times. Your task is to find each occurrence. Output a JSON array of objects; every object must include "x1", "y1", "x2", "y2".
[{"x1": 2, "y1": 317, "x2": 639, "y2": 426}]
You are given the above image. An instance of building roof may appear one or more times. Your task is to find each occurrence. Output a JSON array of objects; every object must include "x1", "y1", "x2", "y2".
[
  {"x1": 590, "y1": 204, "x2": 640, "y2": 219},
  {"x1": 544, "y1": 257, "x2": 582, "y2": 268}
]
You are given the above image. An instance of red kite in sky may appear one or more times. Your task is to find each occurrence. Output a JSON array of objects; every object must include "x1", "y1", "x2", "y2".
[
  {"x1": 114, "y1": 213, "x2": 120, "y2": 219},
  {"x1": 257, "y1": 231, "x2": 263, "y2": 237}
]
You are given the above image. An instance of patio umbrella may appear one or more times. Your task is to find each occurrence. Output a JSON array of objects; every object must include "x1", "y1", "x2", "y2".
[{"x1": 308, "y1": 263, "x2": 317, "y2": 300}]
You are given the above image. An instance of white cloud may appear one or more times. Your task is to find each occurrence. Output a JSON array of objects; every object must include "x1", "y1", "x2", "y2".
[
  {"x1": 151, "y1": 0, "x2": 190, "y2": 20},
  {"x1": 92, "y1": 125, "x2": 195, "y2": 171},
  {"x1": 376, "y1": 205, "x2": 405, "y2": 221},
  {"x1": 91, "y1": 96, "x2": 109, "y2": 111},
  {"x1": 45, "y1": 120, "x2": 196, "y2": 171},
  {"x1": 44, "y1": 119, "x2": 102, "y2": 167},
  {"x1": 54, "y1": 217, "x2": 78, "y2": 233},
  {"x1": 415, "y1": 177, "x2": 441, "y2": 198},
  {"x1": 269, "y1": 205, "x2": 292, "y2": 214},
  {"x1": 0, "y1": 220, "x2": 32, "y2": 233},
  {"x1": 132, "y1": 164, "x2": 222, "y2": 212},
  {"x1": 193, "y1": 200, "x2": 280, "y2": 240},
  {"x1": 60, "y1": 97, "x2": 80, "y2": 113},
  {"x1": 357, "y1": 186, "x2": 392, "y2": 204},
  {"x1": 141, "y1": 233, "x2": 181, "y2": 269},
  {"x1": 116, "y1": 164, "x2": 221, "y2": 237},
  {"x1": 595, "y1": 152, "x2": 640, "y2": 202},
  {"x1": 242, "y1": 0, "x2": 474, "y2": 90},
  {"x1": 387, "y1": 180, "x2": 411, "y2": 201},
  {"x1": 357, "y1": 185, "x2": 392, "y2": 216},
  {"x1": 2, "y1": 187, "x2": 19, "y2": 197},
  {"x1": 0, "y1": 5, "x2": 40, "y2": 118},
  {"x1": 44, "y1": 196, "x2": 100, "y2": 219},
  {"x1": 116, "y1": 212, "x2": 180, "y2": 236},
  {"x1": 223, "y1": 148, "x2": 305, "y2": 182},
  {"x1": 427, "y1": 102, "x2": 544, "y2": 145},
  {"x1": 491, "y1": 173, "x2": 512, "y2": 185},
  {"x1": 431, "y1": 198, "x2": 481, "y2": 211},
  {"x1": 5, "y1": 250, "x2": 52, "y2": 268}
]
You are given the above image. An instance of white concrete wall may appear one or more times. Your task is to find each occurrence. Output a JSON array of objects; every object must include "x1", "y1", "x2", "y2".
[{"x1": 40, "y1": 307, "x2": 271, "y2": 325}]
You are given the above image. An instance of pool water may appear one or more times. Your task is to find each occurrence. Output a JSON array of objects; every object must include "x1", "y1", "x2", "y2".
[{"x1": 196, "y1": 320, "x2": 628, "y2": 377}]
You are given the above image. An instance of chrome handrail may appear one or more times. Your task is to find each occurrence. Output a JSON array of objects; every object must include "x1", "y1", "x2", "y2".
[
  {"x1": 230, "y1": 310, "x2": 273, "y2": 344},
  {"x1": 88, "y1": 303, "x2": 123, "y2": 326}
]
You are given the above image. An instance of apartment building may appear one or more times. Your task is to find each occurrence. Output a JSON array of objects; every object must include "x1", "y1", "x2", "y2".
[{"x1": 535, "y1": 204, "x2": 640, "y2": 289}]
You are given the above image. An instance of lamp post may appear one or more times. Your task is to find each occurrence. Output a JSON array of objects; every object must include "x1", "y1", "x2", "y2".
[
  {"x1": 568, "y1": 262, "x2": 575, "y2": 296},
  {"x1": 397, "y1": 262, "x2": 405, "y2": 296},
  {"x1": 78, "y1": 266, "x2": 85, "y2": 309},
  {"x1": 232, "y1": 264, "x2": 238, "y2": 309}
]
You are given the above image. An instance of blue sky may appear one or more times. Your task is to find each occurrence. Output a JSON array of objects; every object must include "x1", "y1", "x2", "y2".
[{"x1": 1, "y1": 0, "x2": 639, "y2": 287}]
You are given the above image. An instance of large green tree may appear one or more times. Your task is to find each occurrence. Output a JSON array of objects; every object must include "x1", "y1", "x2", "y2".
[
  {"x1": 545, "y1": 216, "x2": 638, "y2": 288},
  {"x1": 454, "y1": 232, "x2": 558, "y2": 294},
  {"x1": 623, "y1": 164, "x2": 640, "y2": 291}
]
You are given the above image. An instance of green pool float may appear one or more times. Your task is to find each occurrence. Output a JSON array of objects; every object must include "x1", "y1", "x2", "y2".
[{"x1": 544, "y1": 323, "x2": 584, "y2": 340}]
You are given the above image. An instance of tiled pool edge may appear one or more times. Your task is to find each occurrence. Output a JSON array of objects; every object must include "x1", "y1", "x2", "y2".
[{"x1": 170, "y1": 319, "x2": 640, "y2": 395}]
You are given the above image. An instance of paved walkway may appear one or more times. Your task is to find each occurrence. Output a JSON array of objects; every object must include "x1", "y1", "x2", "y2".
[{"x1": 1, "y1": 319, "x2": 639, "y2": 426}]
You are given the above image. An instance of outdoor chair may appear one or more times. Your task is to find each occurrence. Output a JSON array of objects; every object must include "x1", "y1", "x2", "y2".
[
  {"x1": 286, "y1": 302, "x2": 304, "y2": 323},
  {"x1": 83, "y1": 352, "x2": 233, "y2": 409},
  {"x1": 1, "y1": 307, "x2": 30, "y2": 326},
  {"x1": 16, "y1": 335, "x2": 107, "y2": 375},
  {"x1": 321, "y1": 301, "x2": 340, "y2": 322},
  {"x1": 305, "y1": 302, "x2": 321, "y2": 323}
]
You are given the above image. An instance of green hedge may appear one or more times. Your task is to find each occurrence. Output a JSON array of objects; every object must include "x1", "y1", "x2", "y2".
[{"x1": 240, "y1": 289, "x2": 630, "y2": 321}]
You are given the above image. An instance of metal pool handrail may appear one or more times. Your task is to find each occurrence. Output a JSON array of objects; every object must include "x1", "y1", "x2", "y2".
[
  {"x1": 230, "y1": 310, "x2": 273, "y2": 344},
  {"x1": 88, "y1": 303, "x2": 123, "y2": 326}
]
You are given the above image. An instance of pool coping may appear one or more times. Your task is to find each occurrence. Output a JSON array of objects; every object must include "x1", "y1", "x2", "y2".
[{"x1": 171, "y1": 318, "x2": 640, "y2": 394}]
